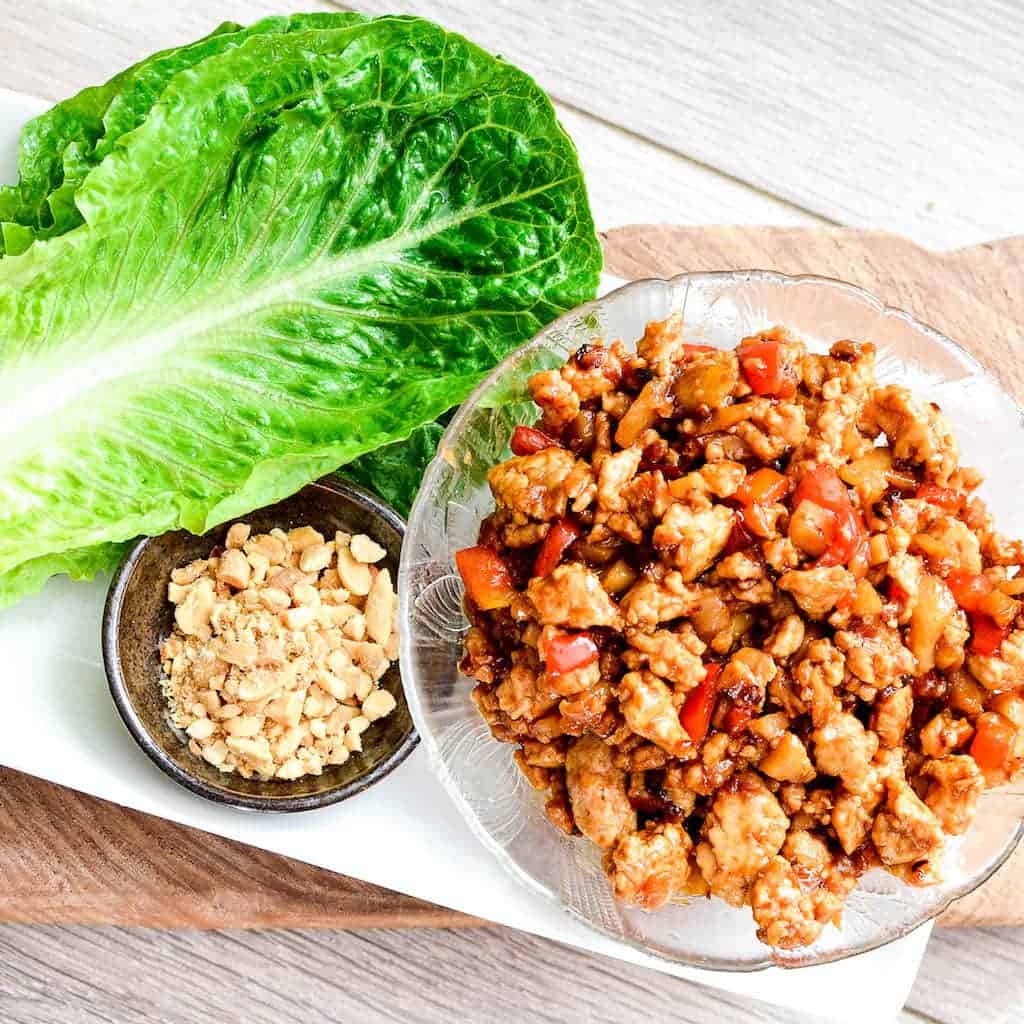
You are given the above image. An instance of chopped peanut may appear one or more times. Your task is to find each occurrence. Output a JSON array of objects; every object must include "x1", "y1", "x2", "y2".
[
  {"x1": 245, "y1": 533, "x2": 288, "y2": 565},
  {"x1": 364, "y1": 569, "x2": 395, "y2": 646},
  {"x1": 336, "y1": 542, "x2": 373, "y2": 596},
  {"x1": 288, "y1": 526, "x2": 325, "y2": 551},
  {"x1": 217, "y1": 548, "x2": 251, "y2": 590},
  {"x1": 362, "y1": 688, "x2": 397, "y2": 721},
  {"x1": 351, "y1": 534, "x2": 387, "y2": 563},
  {"x1": 299, "y1": 543, "x2": 334, "y2": 573},
  {"x1": 342, "y1": 612, "x2": 367, "y2": 640},
  {"x1": 225, "y1": 523, "x2": 251, "y2": 549},
  {"x1": 160, "y1": 521, "x2": 401, "y2": 782}
]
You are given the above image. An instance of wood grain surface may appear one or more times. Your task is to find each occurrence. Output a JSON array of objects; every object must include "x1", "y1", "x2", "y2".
[
  {"x1": 348, "y1": 0, "x2": 1024, "y2": 248},
  {"x1": 2, "y1": 223, "x2": 1021, "y2": 933},
  {"x1": 0, "y1": 768, "x2": 477, "y2": 929},
  {"x1": 1, "y1": 0, "x2": 822, "y2": 235}
]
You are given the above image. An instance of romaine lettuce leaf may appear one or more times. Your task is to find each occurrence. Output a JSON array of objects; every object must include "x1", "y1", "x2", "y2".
[
  {"x1": 0, "y1": 14, "x2": 368, "y2": 255},
  {"x1": 339, "y1": 421, "x2": 445, "y2": 519},
  {"x1": 0, "y1": 16, "x2": 600, "y2": 606},
  {"x1": 0, "y1": 541, "x2": 135, "y2": 606},
  {"x1": 0, "y1": 22, "x2": 242, "y2": 254}
]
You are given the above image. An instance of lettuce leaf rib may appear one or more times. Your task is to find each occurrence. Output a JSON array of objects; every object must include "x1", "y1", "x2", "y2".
[{"x1": 0, "y1": 17, "x2": 600, "y2": 606}]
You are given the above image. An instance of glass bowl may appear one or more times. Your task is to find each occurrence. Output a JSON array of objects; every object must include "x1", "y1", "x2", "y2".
[{"x1": 398, "y1": 270, "x2": 1024, "y2": 970}]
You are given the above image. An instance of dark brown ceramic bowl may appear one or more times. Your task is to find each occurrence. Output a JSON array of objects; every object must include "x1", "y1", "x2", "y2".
[{"x1": 102, "y1": 477, "x2": 416, "y2": 812}]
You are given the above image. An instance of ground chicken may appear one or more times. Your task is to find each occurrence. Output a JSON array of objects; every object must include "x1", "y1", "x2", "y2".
[
  {"x1": 765, "y1": 614, "x2": 806, "y2": 660},
  {"x1": 605, "y1": 821, "x2": 693, "y2": 909},
  {"x1": 836, "y1": 625, "x2": 915, "y2": 689},
  {"x1": 529, "y1": 369, "x2": 581, "y2": 429},
  {"x1": 861, "y1": 385, "x2": 959, "y2": 485},
  {"x1": 718, "y1": 647, "x2": 777, "y2": 714},
  {"x1": 488, "y1": 448, "x2": 588, "y2": 522},
  {"x1": 620, "y1": 572, "x2": 701, "y2": 627},
  {"x1": 870, "y1": 685, "x2": 914, "y2": 748},
  {"x1": 696, "y1": 773, "x2": 789, "y2": 906},
  {"x1": 922, "y1": 755, "x2": 985, "y2": 835},
  {"x1": 564, "y1": 735, "x2": 636, "y2": 849},
  {"x1": 596, "y1": 446, "x2": 642, "y2": 515},
  {"x1": 751, "y1": 830, "x2": 858, "y2": 949},
  {"x1": 496, "y1": 649, "x2": 556, "y2": 721},
  {"x1": 733, "y1": 399, "x2": 809, "y2": 462},
  {"x1": 872, "y1": 776, "x2": 945, "y2": 866},
  {"x1": 812, "y1": 711, "x2": 879, "y2": 796},
  {"x1": 652, "y1": 503, "x2": 735, "y2": 581},
  {"x1": 919, "y1": 709, "x2": 974, "y2": 758},
  {"x1": 618, "y1": 671, "x2": 693, "y2": 757},
  {"x1": 779, "y1": 566, "x2": 857, "y2": 619},
  {"x1": 527, "y1": 563, "x2": 622, "y2": 628},
  {"x1": 792, "y1": 639, "x2": 846, "y2": 727},
  {"x1": 913, "y1": 515, "x2": 983, "y2": 575},
  {"x1": 636, "y1": 313, "x2": 687, "y2": 377},
  {"x1": 832, "y1": 784, "x2": 883, "y2": 855},
  {"x1": 750, "y1": 856, "x2": 823, "y2": 949},
  {"x1": 624, "y1": 626, "x2": 706, "y2": 691}
]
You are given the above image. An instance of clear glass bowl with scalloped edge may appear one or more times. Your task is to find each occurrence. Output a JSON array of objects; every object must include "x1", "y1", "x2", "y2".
[{"x1": 397, "y1": 270, "x2": 1024, "y2": 971}]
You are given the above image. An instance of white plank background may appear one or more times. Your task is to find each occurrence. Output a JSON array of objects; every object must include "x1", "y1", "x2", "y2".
[
  {"x1": 0, "y1": 2, "x2": 1020, "y2": 1023},
  {"x1": 349, "y1": 0, "x2": 1024, "y2": 249}
]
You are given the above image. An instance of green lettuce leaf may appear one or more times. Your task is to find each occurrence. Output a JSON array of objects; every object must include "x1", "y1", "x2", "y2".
[
  {"x1": 0, "y1": 22, "x2": 242, "y2": 253},
  {"x1": 0, "y1": 541, "x2": 135, "y2": 606},
  {"x1": 0, "y1": 14, "x2": 369, "y2": 255},
  {"x1": 0, "y1": 16, "x2": 600, "y2": 606},
  {"x1": 339, "y1": 421, "x2": 445, "y2": 519}
]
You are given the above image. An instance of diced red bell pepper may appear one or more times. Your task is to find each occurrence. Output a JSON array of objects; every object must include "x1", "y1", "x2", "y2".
[
  {"x1": 724, "y1": 515, "x2": 755, "y2": 555},
  {"x1": 510, "y1": 425, "x2": 559, "y2": 456},
  {"x1": 791, "y1": 465, "x2": 866, "y2": 568},
  {"x1": 944, "y1": 570, "x2": 1006, "y2": 653},
  {"x1": 680, "y1": 663, "x2": 721, "y2": 743},
  {"x1": 946, "y1": 569, "x2": 993, "y2": 612},
  {"x1": 916, "y1": 483, "x2": 963, "y2": 513},
  {"x1": 455, "y1": 546, "x2": 516, "y2": 611},
  {"x1": 737, "y1": 337, "x2": 798, "y2": 398},
  {"x1": 970, "y1": 612, "x2": 1010, "y2": 656},
  {"x1": 740, "y1": 500, "x2": 775, "y2": 538},
  {"x1": 888, "y1": 579, "x2": 909, "y2": 608},
  {"x1": 792, "y1": 464, "x2": 850, "y2": 514},
  {"x1": 681, "y1": 343, "x2": 717, "y2": 355},
  {"x1": 847, "y1": 529, "x2": 871, "y2": 579},
  {"x1": 815, "y1": 505, "x2": 867, "y2": 568},
  {"x1": 724, "y1": 702, "x2": 756, "y2": 735},
  {"x1": 533, "y1": 518, "x2": 581, "y2": 578},
  {"x1": 735, "y1": 467, "x2": 790, "y2": 507},
  {"x1": 970, "y1": 713, "x2": 1016, "y2": 773},
  {"x1": 543, "y1": 632, "x2": 599, "y2": 677}
]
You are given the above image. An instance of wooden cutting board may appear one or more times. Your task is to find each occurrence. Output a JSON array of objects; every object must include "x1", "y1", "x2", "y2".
[{"x1": 3, "y1": 225, "x2": 1022, "y2": 930}]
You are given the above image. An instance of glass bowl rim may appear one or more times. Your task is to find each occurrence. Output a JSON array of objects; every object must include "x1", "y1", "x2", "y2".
[{"x1": 399, "y1": 268, "x2": 1024, "y2": 971}]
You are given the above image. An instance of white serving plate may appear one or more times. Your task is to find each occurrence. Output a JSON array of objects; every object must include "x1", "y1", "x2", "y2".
[{"x1": 0, "y1": 86, "x2": 928, "y2": 1020}]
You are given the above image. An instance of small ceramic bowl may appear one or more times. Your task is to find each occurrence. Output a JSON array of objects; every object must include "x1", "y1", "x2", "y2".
[{"x1": 103, "y1": 477, "x2": 416, "y2": 812}]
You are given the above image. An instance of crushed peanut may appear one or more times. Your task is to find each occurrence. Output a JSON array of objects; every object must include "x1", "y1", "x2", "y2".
[{"x1": 160, "y1": 524, "x2": 400, "y2": 781}]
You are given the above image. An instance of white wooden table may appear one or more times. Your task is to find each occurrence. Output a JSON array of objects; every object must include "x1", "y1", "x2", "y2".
[{"x1": 2, "y1": 2, "x2": 1022, "y2": 1022}]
